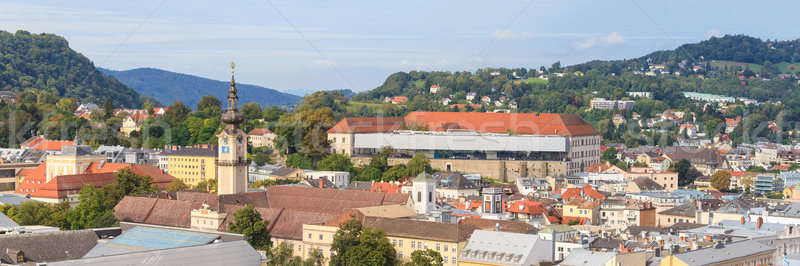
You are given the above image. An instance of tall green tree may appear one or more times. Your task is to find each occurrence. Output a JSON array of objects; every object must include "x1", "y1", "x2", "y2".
[
  {"x1": 330, "y1": 217, "x2": 396, "y2": 266},
  {"x1": 406, "y1": 152, "x2": 432, "y2": 176},
  {"x1": 406, "y1": 249, "x2": 444, "y2": 266},
  {"x1": 711, "y1": 170, "x2": 732, "y2": 191},
  {"x1": 229, "y1": 205, "x2": 272, "y2": 250}
]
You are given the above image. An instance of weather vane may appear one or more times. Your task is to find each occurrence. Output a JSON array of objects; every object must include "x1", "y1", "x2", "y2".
[{"x1": 230, "y1": 61, "x2": 236, "y2": 74}]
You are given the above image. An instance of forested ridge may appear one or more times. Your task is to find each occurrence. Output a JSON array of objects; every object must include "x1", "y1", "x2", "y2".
[{"x1": 0, "y1": 30, "x2": 144, "y2": 107}]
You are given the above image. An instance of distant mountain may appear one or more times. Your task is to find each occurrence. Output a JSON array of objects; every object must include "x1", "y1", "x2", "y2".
[
  {"x1": 99, "y1": 67, "x2": 302, "y2": 108},
  {"x1": 572, "y1": 35, "x2": 800, "y2": 74},
  {"x1": 0, "y1": 30, "x2": 144, "y2": 107}
]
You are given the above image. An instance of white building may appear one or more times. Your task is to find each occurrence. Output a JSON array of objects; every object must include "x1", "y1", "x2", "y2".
[{"x1": 304, "y1": 170, "x2": 350, "y2": 188}]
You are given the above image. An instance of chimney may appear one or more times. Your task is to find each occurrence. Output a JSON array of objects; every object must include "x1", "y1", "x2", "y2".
[
  {"x1": 704, "y1": 235, "x2": 711, "y2": 241},
  {"x1": 495, "y1": 223, "x2": 500, "y2": 232},
  {"x1": 757, "y1": 217, "x2": 763, "y2": 230},
  {"x1": 659, "y1": 239, "x2": 665, "y2": 250},
  {"x1": 696, "y1": 200, "x2": 702, "y2": 212},
  {"x1": 741, "y1": 216, "x2": 745, "y2": 225},
  {"x1": 319, "y1": 179, "x2": 324, "y2": 188}
]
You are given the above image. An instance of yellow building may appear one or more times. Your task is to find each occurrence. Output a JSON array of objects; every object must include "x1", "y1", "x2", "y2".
[
  {"x1": 562, "y1": 199, "x2": 600, "y2": 225},
  {"x1": 164, "y1": 147, "x2": 218, "y2": 186},
  {"x1": 45, "y1": 145, "x2": 106, "y2": 182},
  {"x1": 299, "y1": 217, "x2": 468, "y2": 264}
]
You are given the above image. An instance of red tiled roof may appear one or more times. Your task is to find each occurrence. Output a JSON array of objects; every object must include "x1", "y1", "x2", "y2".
[
  {"x1": 404, "y1": 112, "x2": 598, "y2": 136},
  {"x1": 585, "y1": 162, "x2": 619, "y2": 173},
  {"x1": 327, "y1": 117, "x2": 405, "y2": 133},
  {"x1": 560, "y1": 185, "x2": 604, "y2": 201},
  {"x1": 370, "y1": 182, "x2": 403, "y2": 193},
  {"x1": 248, "y1": 128, "x2": 273, "y2": 135},
  {"x1": 328, "y1": 112, "x2": 599, "y2": 136},
  {"x1": 23, "y1": 136, "x2": 74, "y2": 151},
  {"x1": 505, "y1": 200, "x2": 547, "y2": 215},
  {"x1": 266, "y1": 186, "x2": 407, "y2": 214},
  {"x1": 17, "y1": 164, "x2": 176, "y2": 199},
  {"x1": 561, "y1": 216, "x2": 588, "y2": 225},
  {"x1": 773, "y1": 165, "x2": 791, "y2": 171}
]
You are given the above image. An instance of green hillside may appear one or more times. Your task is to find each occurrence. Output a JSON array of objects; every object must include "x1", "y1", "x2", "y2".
[{"x1": 0, "y1": 30, "x2": 143, "y2": 107}]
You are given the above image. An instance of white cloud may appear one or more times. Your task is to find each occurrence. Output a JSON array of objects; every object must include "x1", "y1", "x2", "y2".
[
  {"x1": 575, "y1": 32, "x2": 626, "y2": 50},
  {"x1": 491, "y1": 29, "x2": 532, "y2": 40},
  {"x1": 706, "y1": 28, "x2": 723, "y2": 39}
]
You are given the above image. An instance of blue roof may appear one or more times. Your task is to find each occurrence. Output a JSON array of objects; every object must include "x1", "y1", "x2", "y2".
[
  {"x1": 112, "y1": 227, "x2": 219, "y2": 249},
  {"x1": 83, "y1": 226, "x2": 220, "y2": 258}
]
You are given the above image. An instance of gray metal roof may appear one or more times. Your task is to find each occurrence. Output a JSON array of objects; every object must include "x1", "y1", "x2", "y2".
[
  {"x1": 0, "y1": 211, "x2": 19, "y2": 229},
  {"x1": 0, "y1": 194, "x2": 31, "y2": 205},
  {"x1": 559, "y1": 248, "x2": 614, "y2": 266},
  {"x1": 673, "y1": 239, "x2": 774, "y2": 265},
  {"x1": 50, "y1": 240, "x2": 263, "y2": 266},
  {"x1": 459, "y1": 230, "x2": 552, "y2": 266}
]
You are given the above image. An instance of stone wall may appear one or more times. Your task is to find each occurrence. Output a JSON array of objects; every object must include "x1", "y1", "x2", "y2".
[{"x1": 355, "y1": 157, "x2": 567, "y2": 182}]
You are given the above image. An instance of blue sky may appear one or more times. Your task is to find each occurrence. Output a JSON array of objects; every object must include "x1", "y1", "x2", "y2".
[{"x1": 3, "y1": 0, "x2": 800, "y2": 93}]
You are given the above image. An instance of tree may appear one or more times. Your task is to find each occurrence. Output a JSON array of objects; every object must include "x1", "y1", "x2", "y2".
[
  {"x1": 406, "y1": 249, "x2": 444, "y2": 266},
  {"x1": 165, "y1": 101, "x2": 192, "y2": 125},
  {"x1": 229, "y1": 205, "x2": 272, "y2": 250},
  {"x1": 601, "y1": 147, "x2": 618, "y2": 162},
  {"x1": 711, "y1": 170, "x2": 732, "y2": 191},
  {"x1": 113, "y1": 167, "x2": 156, "y2": 197},
  {"x1": 165, "y1": 178, "x2": 188, "y2": 192},
  {"x1": 193, "y1": 178, "x2": 218, "y2": 192},
  {"x1": 406, "y1": 152, "x2": 432, "y2": 176},
  {"x1": 56, "y1": 98, "x2": 75, "y2": 114},
  {"x1": 103, "y1": 98, "x2": 113, "y2": 119},
  {"x1": 286, "y1": 154, "x2": 314, "y2": 169},
  {"x1": 330, "y1": 217, "x2": 396, "y2": 266},
  {"x1": 317, "y1": 153, "x2": 354, "y2": 173},
  {"x1": 253, "y1": 152, "x2": 272, "y2": 166},
  {"x1": 67, "y1": 185, "x2": 117, "y2": 229},
  {"x1": 143, "y1": 100, "x2": 155, "y2": 115}
]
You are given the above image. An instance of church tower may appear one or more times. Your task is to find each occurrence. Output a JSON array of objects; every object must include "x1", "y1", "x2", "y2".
[{"x1": 217, "y1": 62, "x2": 248, "y2": 195}]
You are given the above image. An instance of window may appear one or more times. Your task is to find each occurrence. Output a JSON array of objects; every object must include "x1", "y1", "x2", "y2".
[
  {"x1": 429, "y1": 192, "x2": 433, "y2": 202},
  {"x1": 444, "y1": 244, "x2": 448, "y2": 252},
  {"x1": 452, "y1": 257, "x2": 456, "y2": 264},
  {"x1": 444, "y1": 256, "x2": 448, "y2": 264},
  {"x1": 436, "y1": 243, "x2": 440, "y2": 251},
  {"x1": 398, "y1": 251, "x2": 403, "y2": 259},
  {"x1": 392, "y1": 239, "x2": 397, "y2": 246},
  {"x1": 417, "y1": 192, "x2": 422, "y2": 202},
  {"x1": 398, "y1": 240, "x2": 403, "y2": 247},
  {"x1": 411, "y1": 241, "x2": 415, "y2": 248},
  {"x1": 319, "y1": 234, "x2": 323, "y2": 240}
]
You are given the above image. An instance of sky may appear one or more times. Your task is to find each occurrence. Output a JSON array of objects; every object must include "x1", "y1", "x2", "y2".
[{"x1": 2, "y1": 0, "x2": 800, "y2": 94}]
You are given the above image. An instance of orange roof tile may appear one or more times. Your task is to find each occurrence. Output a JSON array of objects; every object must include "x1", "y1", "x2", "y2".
[
  {"x1": 248, "y1": 128, "x2": 273, "y2": 135},
  {"x1": 328, "y1": 117, "x2": 405, "y2": 133},
  {"x1": 369, "y1": 182, "x2": 403, "y2": 193},
  {"x1": 560, "y1": 185, "x2": 604, "y2": 201},
  {"x1": 404, "y1": 112, "x2": 598, "y2": 136},
  {"x1": 505, "y1": 200, "x2": 548, "y2": 215}
]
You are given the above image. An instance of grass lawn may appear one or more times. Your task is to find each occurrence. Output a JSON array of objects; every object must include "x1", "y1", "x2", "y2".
[
  {"x1": 413, "y1": 80, "x2": 426, "y2": 88},
  {"x1": 518, "y1": 77, "x2": 549, "y2": 85},
  {"x1": 710, "y1": 60, "x2": 763, "y2": 73}
]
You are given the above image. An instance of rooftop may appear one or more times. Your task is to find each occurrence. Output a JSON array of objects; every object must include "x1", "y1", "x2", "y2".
[{"x1": 672, "y1": 239, "x2": 774, "y2": 265}]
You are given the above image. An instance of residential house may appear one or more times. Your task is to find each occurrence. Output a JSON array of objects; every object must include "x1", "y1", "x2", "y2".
[
  {"x1": 562, "y1": 198, "x2": 601, "y2": 225},
  {"x1": 434, "y1": 172, "x2": 479, "y2": 199},
  {"x1": 247, "y1": 128, "x2": 276, "y2": 148},
  {"x1": 664, "y1": 148, "x2": 723, "y2": 175},
  {"x1": 268, "y1": 167, "x2": 305, "y2": 181},
  {"x1": 303, "y1": 170, "x2": 349, "y2": 188},
  {"x1": 626, "y1": 177, "x2": 665, "y2": 193},
  {"x1": 657, "y1": 202, "x2": 698, "y2": 227},
  {"x1": 625, "y1": 170, "x2": 678, "y2": 191}
]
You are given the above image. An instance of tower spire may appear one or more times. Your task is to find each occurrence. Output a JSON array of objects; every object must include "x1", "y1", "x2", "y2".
[{"x1": 221, "y1": 61, "x2": 243, "y2": 127}]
